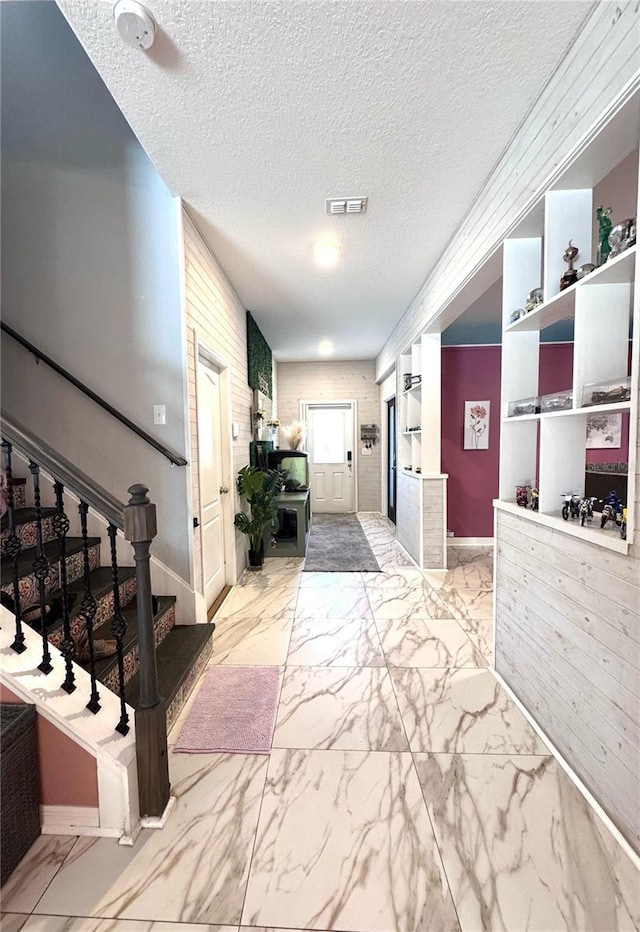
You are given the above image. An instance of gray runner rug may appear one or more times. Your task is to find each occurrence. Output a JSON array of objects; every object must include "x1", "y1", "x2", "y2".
[{"x1": 303, "y1": 514, "x2": 381, "y2": 572}]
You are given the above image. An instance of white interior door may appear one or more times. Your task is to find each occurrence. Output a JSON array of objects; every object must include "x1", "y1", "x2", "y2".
[
  {"x1": 197, "y1": 356, "x2": 226, "y2": 610},
  {"x1": 307, "y1": 404, "x2": 355, "y2": 513}
]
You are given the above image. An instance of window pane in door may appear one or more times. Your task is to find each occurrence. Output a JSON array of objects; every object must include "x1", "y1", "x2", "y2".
[{"x1": 311, "y1": 409, "x2": 345, "y2": 464}]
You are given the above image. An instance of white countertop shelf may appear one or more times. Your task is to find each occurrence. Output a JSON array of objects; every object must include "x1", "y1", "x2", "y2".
[{"x1": 493, "y1": 499, "x2": 630, "y2": 554}]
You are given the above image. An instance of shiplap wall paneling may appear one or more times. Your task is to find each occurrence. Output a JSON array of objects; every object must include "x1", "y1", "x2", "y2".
[
  {"x1": 495, "y1": 508, "x2": 640, "y2": 852},
  {"x1": 182, "y1": 207, "x2": 253, "y2": 589},
  {"x1": 375, "y1": 4, "x2": 640, "y2": 380},
  {"x1": 396, "y1": 473, "x2": 421, "y2": 565}
]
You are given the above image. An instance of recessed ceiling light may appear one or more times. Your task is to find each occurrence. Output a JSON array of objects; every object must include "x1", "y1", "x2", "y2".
[
  {"x1": 313, "y1": 240, "x2": 341, "y2": 267},
  {"x1": 318, "y1": 340, "x2": 334, "y2": 356}
]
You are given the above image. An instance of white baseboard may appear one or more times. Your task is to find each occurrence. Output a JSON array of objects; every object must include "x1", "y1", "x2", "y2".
[
  {"x1": 41, "y1": 805, "x2": 99, "y2": 834},
  {"x1": 448, "y1": 537, "x2": 494, "y2": 546},
  {"x1": 492, "y1": 669, "x2": 640, "y2": 871}
]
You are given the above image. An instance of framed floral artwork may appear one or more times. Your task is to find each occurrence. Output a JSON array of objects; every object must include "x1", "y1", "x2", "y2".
[
  {"x1": 586, "y1": 412, "x2": 622, "y2": 449},
  {"x1": 464, "y1": 400, "x2": 490, "y2": 450}
]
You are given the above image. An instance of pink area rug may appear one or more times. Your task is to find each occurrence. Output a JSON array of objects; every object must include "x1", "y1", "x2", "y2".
[{"x1": 175, "y1": 665, "x2": 281, "y2": 754}]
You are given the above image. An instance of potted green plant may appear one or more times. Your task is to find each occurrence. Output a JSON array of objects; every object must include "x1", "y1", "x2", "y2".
[{"x1": 234, "y1": 465, "x2": 283, "y2": 569}]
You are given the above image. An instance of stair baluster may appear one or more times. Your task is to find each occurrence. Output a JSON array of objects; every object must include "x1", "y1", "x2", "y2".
[
  {"x1": 53, "y1": 481, "x2": 75, "y2": 694},
  {"x1": 1, "y1": 441, "x2": 26, "y2": 654},
  {"x1": 107, "y1": 524, "x2": 129, "y2": 736},
  {"x1": 29, "y1": 462, "x2": 53, "y2": 674},
  {"x1": 79, "y1": 502, "x2": 101, "y2": 713}
]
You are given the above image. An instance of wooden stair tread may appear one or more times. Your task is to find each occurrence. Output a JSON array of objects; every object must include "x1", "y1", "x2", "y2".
[
  {"x1": 0, "y1": 536, "x2": 101, "y2": 587},
  {"x1": 125, "y1": 625, "x2": 215, "y2": 711},
  {"x1": 1, "y1": 506, "x2": 57, "y2": 532},
  {"x1": 90, "y1": 595, "x2": 176, "y2": 682}
]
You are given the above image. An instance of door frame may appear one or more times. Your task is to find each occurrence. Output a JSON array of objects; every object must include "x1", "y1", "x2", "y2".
[
  {"x1": 194, "y1": 332, "x2": 237, "y2": 601},
  {"x1": 380, "y1": 370, "x2": 397, "y2": 519},
  {"x1": 299, "y1": 399, "x2": 358, "y2": 513},
  {"x1": 386, "y1": 396, "x2": 397, "y2": 524}
]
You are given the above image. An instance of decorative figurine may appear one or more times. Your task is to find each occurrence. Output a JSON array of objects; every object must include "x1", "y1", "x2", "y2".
[
  {"x1": 509, "y1": 308, "x2": 526, "y2": 324},
  {"x1": 579, "y1": 496, "x2": 597, "y2": 526},
  {"x1": 620, "y1": 505, "x2": 627, "y2": 540},
  {"x1": 561, "y1": 492, "x2": 581, "y2": 520},
  {"x1": 596, "y1": 206, "x2": 612, "y2": 266},
  {"x1": 576, "y1": 263, "x2": 595, "y2": 280},
  {"x1": 530, "y1": 488, "x2": 539, "y2": 511},
  {"x1": 524, "y1": 288, "x2": 543, "y2": 313},
  {"x1": 599, "y1": 490, "x2": 624, "y2": 530},
  {"x1": 516, "y1": 485, "x2": 529, "y2": 507},
  {"x1": 560, "y1": 241, "x2": 579, "y2": 291},
  {"x1": 608, "y1": 218, "x2": 636, "y2": 260}
]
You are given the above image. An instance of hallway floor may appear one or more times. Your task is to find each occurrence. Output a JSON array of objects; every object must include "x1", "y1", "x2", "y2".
[{"x1": 2, "y1": 515, "x2": 639, "y2": 932}]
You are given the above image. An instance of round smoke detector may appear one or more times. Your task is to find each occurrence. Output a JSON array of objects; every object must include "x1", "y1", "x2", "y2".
[{"x1": 113, "y1": 0, "x2": 156, "y2": 50}]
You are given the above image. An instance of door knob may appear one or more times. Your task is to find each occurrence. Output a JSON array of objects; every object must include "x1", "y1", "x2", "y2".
[{"x1": 220, "y1": 486, "x2": 229, "y2": 494}]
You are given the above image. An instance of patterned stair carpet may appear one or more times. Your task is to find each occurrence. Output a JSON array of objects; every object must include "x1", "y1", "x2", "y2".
[{"x1": 303, "y1": 514, "x2": 380, "y2": 572}]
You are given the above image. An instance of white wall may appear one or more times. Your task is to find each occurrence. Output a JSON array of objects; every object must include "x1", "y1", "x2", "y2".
[
  {"x1": 277, "y1": 361, "x2": 381, "y2": 512},
  {"x1": 0, "y1": 2, "x2": 191, "y2": 580}
]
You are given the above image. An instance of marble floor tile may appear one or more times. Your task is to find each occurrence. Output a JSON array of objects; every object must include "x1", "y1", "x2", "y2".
[
  {"x1": 273, "y1": 666, "x2": 408, "y2": 751},
  {"x1": 437, "y1": 588, "x2": 494, "y2": 623},
  {"x1": 390, "y1": 668, "x2": 547, "y2": 754},
  {"x1": 424, "y1": 562, "x2": 493, "y2": 590},
  {"x1": 216, "y1": 585, "x2": 298, "y2": 621},
  {"x1": 413, "y1": 753, "x2": 640, "y2": 932},
  {"x1": 295, "y1": 587, "x2": 373, "y2": 621},
  {"x1": 34, "y1": 754, "x2": 268, "y2": 925},
  {"x1": 299, "y1": 572, "x2": 366, "y2": 591},
  {"x1": 0, "y1": 835, "x2": 77, "y2": 913},
  {"x1": 239, "y1": 928, "x2": 315, "y2": 932},
  {"x1": 367, "y1": 585, "x2": 452, "y2": 621},
  {"x1": 362, "y1": 567, "x2": 435, "y2": 590},
  {"x1": 242, "y1": 749, "x2": 460, "y2": 931},
  {"x1": 234, "y1": 567, "x2": 302, "y2": 590},
  {"x1": 368, "y1": 544, "x2": 415, "y2": 568},
  {"x1": 458, "y1": 616, "x2": 494, "y2": 665},
  {"x1": 21, "y1": 919, "x2": 236, "y2": 931},
  {"x1": 446, "y1": 547, "x2": 493, "y2": 569},
  {"x1": 0, "y1": 916, "x2": 28, "y2": 932},
  {"x1": 287, "y1": 616, "x2": 384, "y2": 667},
  {"x1": 376, "y1": 617, "x2": 485, "y2": 668},
  {"x1": 210, "y1": 615, "x2": 293, "y2": 665}
]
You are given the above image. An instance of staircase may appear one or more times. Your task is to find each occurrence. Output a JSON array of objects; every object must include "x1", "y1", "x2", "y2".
[{"x1": 2, "y1": 477, "x2": 214, "y2": 736}]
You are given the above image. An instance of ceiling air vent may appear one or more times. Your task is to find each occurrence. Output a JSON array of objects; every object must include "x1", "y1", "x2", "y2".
[{"x1": 326, "y1": 197, "x2": 368, "y2": 216}]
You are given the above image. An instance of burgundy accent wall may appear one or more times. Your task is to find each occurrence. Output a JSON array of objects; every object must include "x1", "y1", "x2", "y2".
[
  {"x1": 442, "y1": 343, "x2": 630, "y2": 538},
  {"x1": 0, "y1": 685, "x2": 99, "y2": 807},
  {"x1": 442, "y1": 346, "x2": 501, "y2": 538}
]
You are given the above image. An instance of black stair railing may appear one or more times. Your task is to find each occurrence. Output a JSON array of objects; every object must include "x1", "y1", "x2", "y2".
[
  {"x1": 0, "y1": 422, "x2": 170, "y2": 819},
  {"x1": 28, "y1": 462, "x2": 53, "y2": 674},
  {"x1": 1, "y1": 441, "x2": 26, "y2": 654},
  {"x1": 79, "y1": 502, "x2": 101, "y2": 714},
  {"x1": 53, "y1": 481, "x2": 75, "y2": 694}
]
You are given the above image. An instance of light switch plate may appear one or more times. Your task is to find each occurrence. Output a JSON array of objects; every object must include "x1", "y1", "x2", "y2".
[
  {"x1": 153, "y1": 404, "x2": 166, "y2": 426},
  {"x1": 232, "y1": 422, "x2": 240, "y2": 440}
]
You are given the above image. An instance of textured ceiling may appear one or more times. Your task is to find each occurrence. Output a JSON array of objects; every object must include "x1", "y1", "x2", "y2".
[{"x1": 58, "y1": 0, "x2": 593, "y2": 361}]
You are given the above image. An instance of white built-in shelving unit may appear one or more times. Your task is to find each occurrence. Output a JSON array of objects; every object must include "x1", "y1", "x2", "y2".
[{"x1": 498, "y1": 143, "x2": 639, "y2": 554}]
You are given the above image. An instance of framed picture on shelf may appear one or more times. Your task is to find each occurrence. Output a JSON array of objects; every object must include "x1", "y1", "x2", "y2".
[
  {"x1": 586, "y1": 413, "x2": 622, "y2": 449},
  {"x1": 463, "y1": 400, "x2": 490, "y2": 450}
]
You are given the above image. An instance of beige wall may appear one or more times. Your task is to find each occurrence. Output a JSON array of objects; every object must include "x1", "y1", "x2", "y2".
[
  {"x1": 182, "y1": 207, "x2": 254, "y2": 589},
  {"x1": 276, "y1": 361, "x2": 381, "y2": 512}
]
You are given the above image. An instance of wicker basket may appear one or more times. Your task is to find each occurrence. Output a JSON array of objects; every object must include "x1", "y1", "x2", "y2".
[{"x1": 1, "y1": 703, "x2": 41, "y2": 884}]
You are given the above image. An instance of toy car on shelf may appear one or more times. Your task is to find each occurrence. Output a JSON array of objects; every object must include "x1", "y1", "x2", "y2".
[
  {"x1": 540, "y1": 390, "x2": 572, "y2": 413},
  {"x1": 599, "y1": 491, "x2": 625, "y2": 530},
  {"x1": 508, "y1": 396, "x2": 540, "y2": 417},
  {"x1": 581, "y1": 377, "x2": 631, "y2": 407}
]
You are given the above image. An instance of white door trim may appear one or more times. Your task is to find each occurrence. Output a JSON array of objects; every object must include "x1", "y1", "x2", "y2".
[
  {"x1": 194, "y1": 331, "x2": 237, "y2": 600},
  {"x1": 299, "y1": 399, "x2": 358, "y2": 513}
]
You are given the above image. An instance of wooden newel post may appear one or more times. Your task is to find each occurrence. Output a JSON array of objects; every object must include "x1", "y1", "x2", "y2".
[{"x1": 124, "y1": 484, "x2": 170, "y2": 819}]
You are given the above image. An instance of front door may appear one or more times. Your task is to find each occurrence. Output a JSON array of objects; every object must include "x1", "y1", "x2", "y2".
[
  {"x1": 197, "y1": 355, "x2": 226, "y2": 611},
  {"x1": 306, "y1": 403, "x2": 355, "y2": 513},
  {"x1": 387, "y1": 397, "x2": 397, "y2": 524}
]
